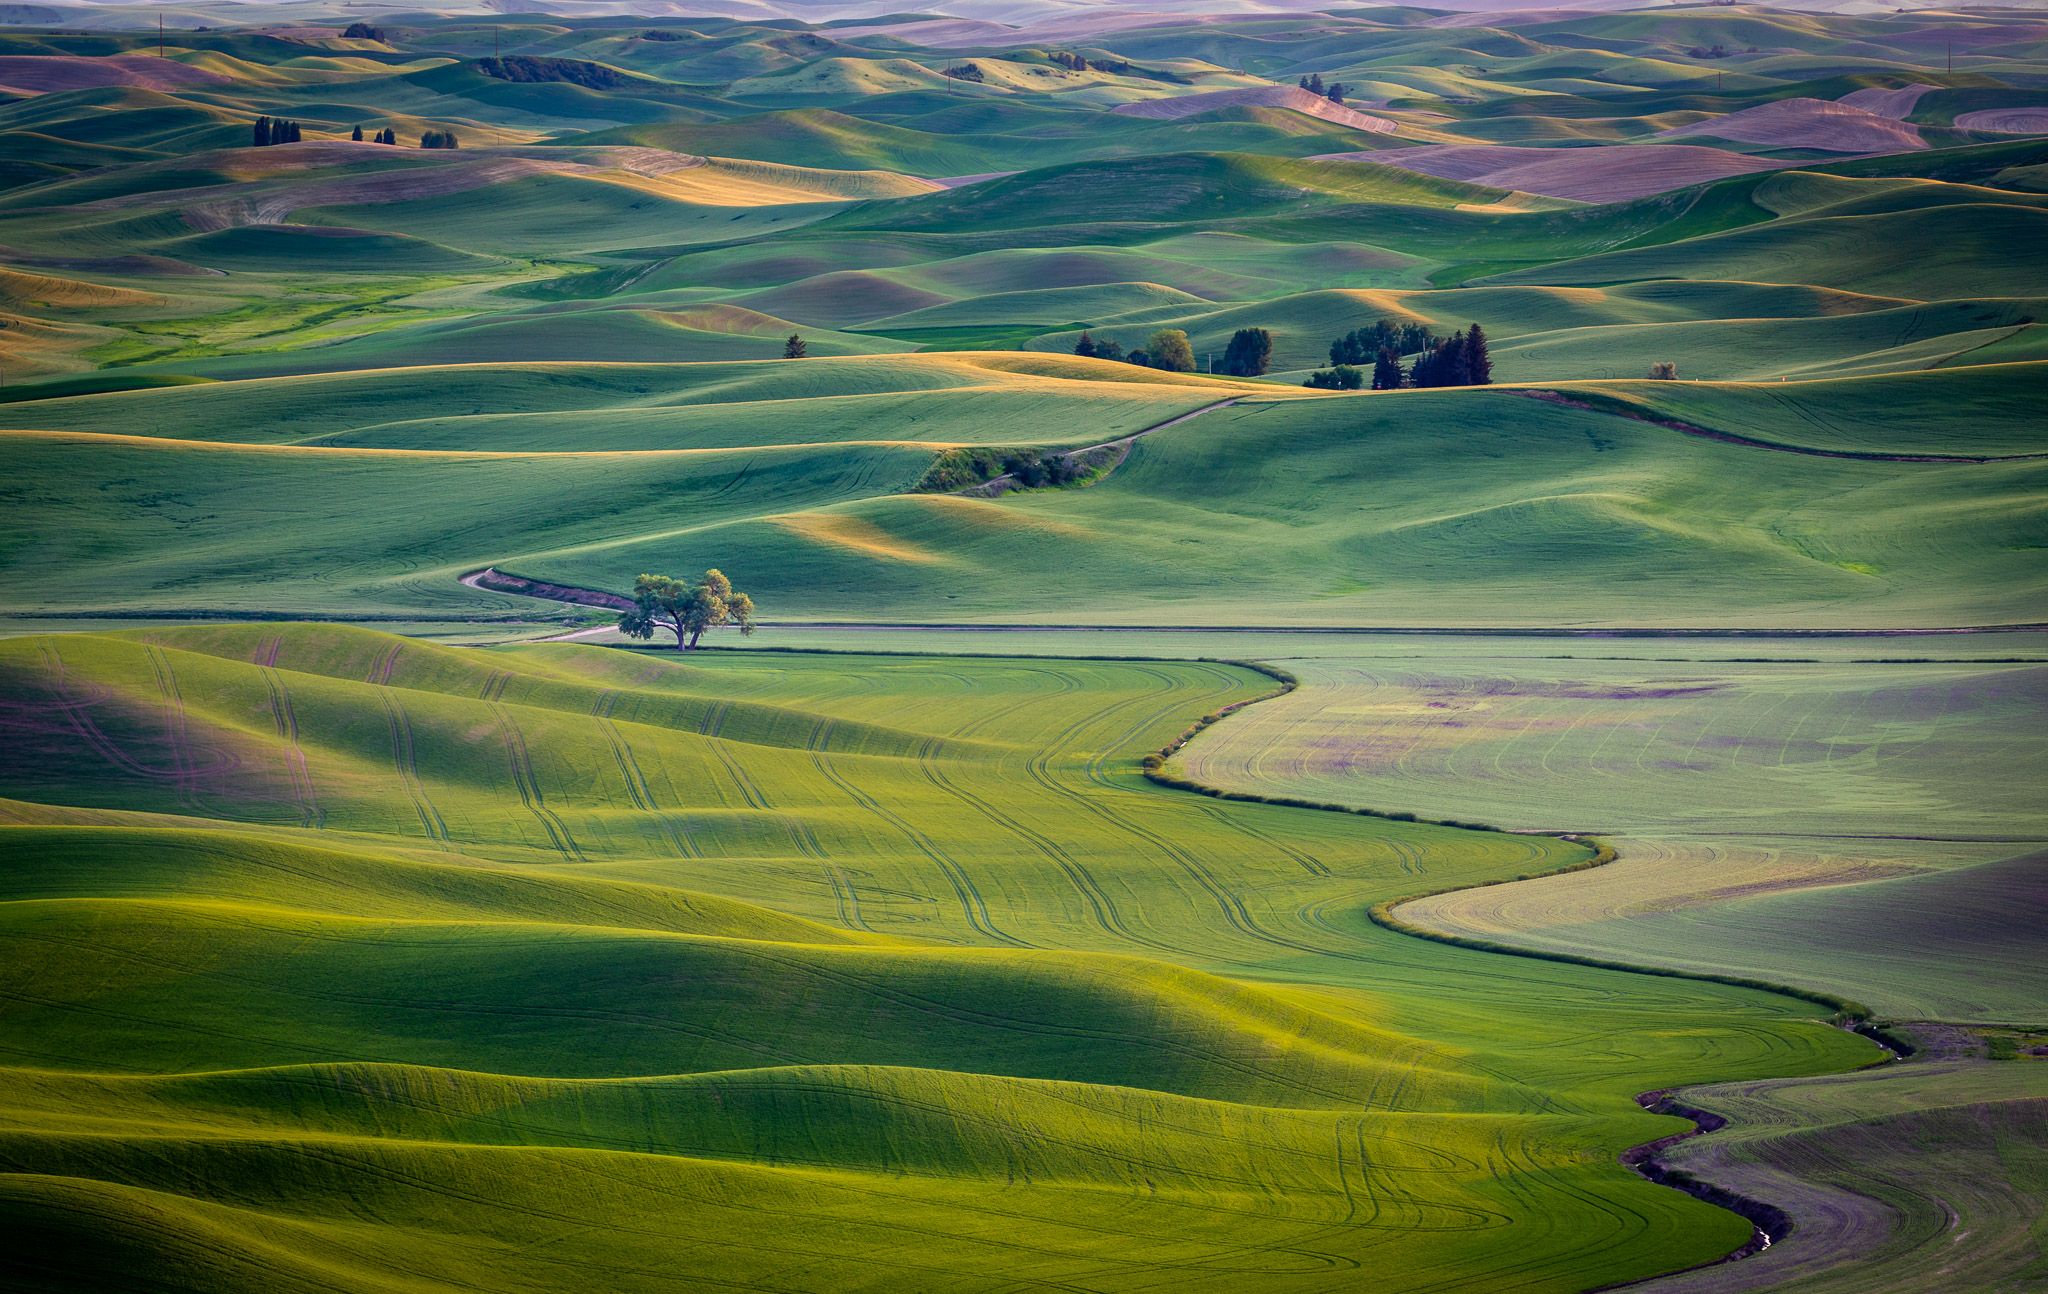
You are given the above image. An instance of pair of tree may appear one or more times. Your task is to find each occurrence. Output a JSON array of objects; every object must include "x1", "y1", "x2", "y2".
[
  {"x1": 251, "y1": 117, "x2": 302, "y2": 146},
  {"x1": 420, "y1": 129, "x2": 460, "y2": 149},
  {"x1": 618, "y1": 570, "x2": 755, "y2": 650},
  {"x1": 1073, "y1": 331, "x2": 1123, "y2": 362},
  {"x1": 1297, "y1": 72, "x2": 1347, "y2": 103}
]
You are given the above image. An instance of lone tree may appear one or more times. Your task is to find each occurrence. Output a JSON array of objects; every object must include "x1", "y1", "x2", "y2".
[
  {"x1": 783, "y1": 333, "x2": 807, "y2": 358},
  {"x1": 1648, "y1": 361, "x2": 1678, "y2": 379},
  {"x1": 619, "y1": 570, "x2": 756, "y2": 650},
  {"x1": 1146, "y1": 328, "x2": 1195, "y2": 372},
  {"x1": 351, "y1": 123, "x2": 364, "y2": 141},
  {"x1": 1073, "y1": 331, "x2": 1097, "y2": 358},
  {"x1": 1220, "y1": 327, "x2": 1272, "y2": 377}
]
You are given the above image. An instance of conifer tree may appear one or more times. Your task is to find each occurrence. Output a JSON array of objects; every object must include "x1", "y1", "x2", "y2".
[
  {"x1": 351, "y1": 124, "x2": 364, "y2": 141},
  {"x1": 1073, "y1": 331, "x2": 1097, "y2": 358},
  {"x1": 252, "y1": 116, "x2": 271, "y2": 146},
  {"x1": 783, "y1": 333, "x2": 807, "y2": 359},
  {"x1": 1372, "y1": 347, "x2": 1403, "y2": 390},
  {"x1": 1464, "y1": 322, "x2": 1492, "y2": 385},
  {"x1": 1221, "y1": 327, "x2": 1272, "y2": 377}
]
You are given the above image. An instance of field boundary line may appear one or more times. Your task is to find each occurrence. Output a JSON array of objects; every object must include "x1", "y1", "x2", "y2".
[{"x1": 1512, "y1": 387, "x2": 2048, "y2": 464}]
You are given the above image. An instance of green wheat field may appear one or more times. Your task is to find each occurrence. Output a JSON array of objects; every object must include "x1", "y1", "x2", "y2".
[{"x1": 1, "y1": 3, "x2": 2044, "y2": 1292}]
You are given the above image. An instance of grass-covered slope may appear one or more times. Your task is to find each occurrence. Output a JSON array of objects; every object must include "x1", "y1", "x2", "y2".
[
  {"x1": 0, "y1": 625, "x2": 1872, "y2": 1292},
  {"x1": 1178, "y1": 650, "x2": 2048, "y2": 1020},
  {"x1": 2, "y1": 361, "x2": 2040, "y2": 625}
]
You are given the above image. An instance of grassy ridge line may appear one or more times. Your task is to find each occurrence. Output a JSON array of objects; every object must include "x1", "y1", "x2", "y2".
[
  {"x1": 1144, "y1": 664, "x2": 1878, "y2": 1023},
  {"x1": 1514, "y1": 387, "x2": 2048, "y2": 464}
]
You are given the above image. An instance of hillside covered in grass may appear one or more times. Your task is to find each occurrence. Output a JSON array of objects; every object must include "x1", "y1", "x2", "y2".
[
  {"x1": 0, "y1": 625, "x2": 1875, "y2": 1292},
  {"x1": 1, "y1": 6, "x2": 2044, "y2": 1293}
]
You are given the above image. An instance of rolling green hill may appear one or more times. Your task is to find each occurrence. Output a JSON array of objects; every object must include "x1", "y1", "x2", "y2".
[
  {"x1": 2, "y1": 10, "x2": 2046, "y2": 1292},
  {"x1": 0, "y1": 625, "x2": 1872, "y2": 1292},
  {"x1": 2, "y1": 361, "x2": 2040, "y2": 625}
]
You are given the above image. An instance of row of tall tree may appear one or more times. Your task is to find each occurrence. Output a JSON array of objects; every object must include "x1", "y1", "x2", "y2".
[
  {"x1": 1308, "y1": 323, "x2": 1492, "y2": 390},
  {"x1": 1074, "y1": 327, "x2": 1271, "y2": 376},
  {"x1": 1329, "y1": 320, "x2": 1436, "y2": 366},
  {"x1": 1070, "y1": 317, "x2": 1489, "y2": 386},
  {"x1": 251, "y1": 117, "x2": 302, "y2": 146}
]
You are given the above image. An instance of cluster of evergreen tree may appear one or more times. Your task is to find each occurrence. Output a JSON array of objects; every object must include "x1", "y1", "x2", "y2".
[
  {"x1": 1296, "y1": 72, "x2": 1349, "y2": 103},
  {"x1": 251, "y1": 117, "x2": 302, "y2": 146},
  {"x1": 1329, "y1": 319, "x2": 1435, "y2": 366},
  {"x1": 341, "y1": 21, "x2": 384, "y2": 40},
  {"x1": 1307, "y1": 322, "x2": 1491, "y2": 390},
  {"x1": 419, "y1": 129, "x2": 460, "y2": 149},
  {"x1": 1405, "y1": 325, "x2": 1491, "y2": 387}
]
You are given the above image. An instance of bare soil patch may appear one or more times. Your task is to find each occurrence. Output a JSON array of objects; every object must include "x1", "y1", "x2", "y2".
[
  {"x1": 1956, "y1": 107, "x2": 2048, "y2": 134},
  {"x1": 0, "y1": 53, "x2": 229, "y2": 94},
  {"x1": 1837, "y1": 83, "x2": 1939, "y2": 119},
  {"x1": 1320, "y1": 144, "x2": 1774, "y2": 203},
  {"x1": 1659, "y1": 98, "x2": 1926, "y2": 152}
]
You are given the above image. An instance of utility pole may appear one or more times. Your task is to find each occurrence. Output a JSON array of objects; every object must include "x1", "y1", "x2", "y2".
[{"x1": 159, "y1": 13, "x2": 165, "y2": 57}]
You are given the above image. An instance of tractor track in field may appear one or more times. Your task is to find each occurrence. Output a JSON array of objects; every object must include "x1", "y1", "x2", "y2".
[
  {"x1": 491, "y1": 702, "x2": 585, "y2": 863},
  {"x1": 809, "y1": 721, "x2": 1034, "y2": 948},
  {"x1": 377, "y1": 690, "x2": 450, "y2": 848},
  {"x1": 591, "y1": 689, "x2": 694, "y2": 858}
]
